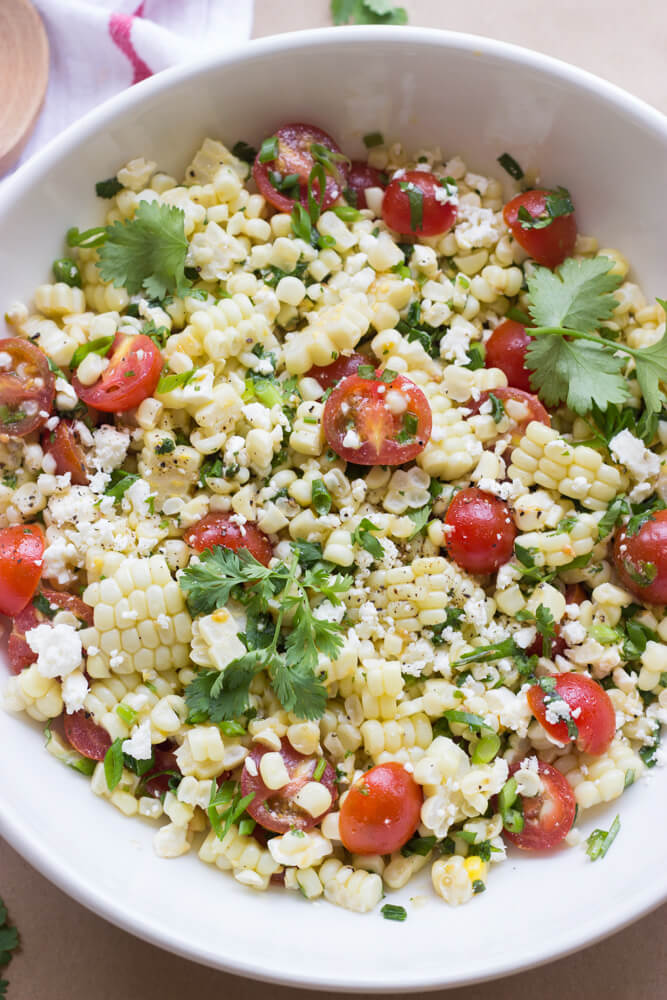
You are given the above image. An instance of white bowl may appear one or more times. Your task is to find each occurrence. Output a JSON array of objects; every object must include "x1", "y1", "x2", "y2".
[{"x1": 1, "y1": 26, "x2": 666, "y2": 993}]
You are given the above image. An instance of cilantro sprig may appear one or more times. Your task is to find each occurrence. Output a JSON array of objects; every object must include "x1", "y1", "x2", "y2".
[
  {"x1": 525, "y1": 257, "x2": 667, "y2": 417},
  {"x1": 97, "y1": 200, "x2": 192, "y2": 300},
  {"x1": 181, "y1": 547, "x2": 351, "y2": 721}
]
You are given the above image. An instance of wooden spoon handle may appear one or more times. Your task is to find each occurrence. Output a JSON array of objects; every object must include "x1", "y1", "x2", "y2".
[{"x1": 0, "y1": 0, "x2": 49, "y2": 175}]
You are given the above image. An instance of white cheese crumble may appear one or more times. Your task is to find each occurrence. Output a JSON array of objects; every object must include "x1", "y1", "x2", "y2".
[
  {"x1": 122, "y1": 718, "x2": 153, "y2": 760},
  {"x1": 62, "y1": 671, "x2": 89, "y2": 713},
  {"x1": 26, "y1": 623, "x2": 83, "y2": 679},
  {"x1": 342, "y1": 428, "x2": 361, "y2": 449},
  {"x1": 609, "y1": 429, "x2": 661, "y2": 481}
]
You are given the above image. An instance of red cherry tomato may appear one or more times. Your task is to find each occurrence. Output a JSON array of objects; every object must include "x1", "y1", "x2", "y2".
[
  {"x1": 142, "y1": 744, "x2": 181, "y2": 798},
  {"x1": 0, "y1": 524, "x2": 45, "y2": 616},
  {"x1": 253, "y1": 123, "x2": 348, "y2": 213},
  {"x1": 382, "y1": 170, "x2": 457, "y2": 238},
  {"x1": 72, "y1": 334, "x2": 162, "y2": 413},
  {"x1": 7, "y1": 588, "x2": 93, "y2": 674},
  {"x1": 503, "y1": 760, "x2": 576, "y2": 851},
  {"x1": 64, "y1": 710, "x2": 112, "y2": 761},
  {"x1": 184, "y1": 513, "x2": 273, "y2": 566},
  {"x1": 613, "y1": 509, "x2": 667, "y2": 605},
  {"x1": 339, "y1": 762, "x2": 423, "y2": 855},
  {"x1": 41, "y1": 420, "x2": 88, "y2": 485},
  {"x1": 240, "y1": 739, "x2": 338, "y2": 834},
  {"x1": 306, "y1": 352, "x2": 365, "y2": 391},
  {"x1": 485, "y1": 320, "x2": 535, "y2": 392},
  {"x1": 444, "y1": 488, "x2": 516, "y2": 575},
  {"x1": 527, "y1": 673, "x2": 616, "y2": 756},
  {"x1": 503, "y1": 189, "x2": 577, "y2": 269},
  {"x1": 470, "y1": 387, "x2": 550, "y2": 435},
  {"x1": 526, "y1": 583, "x2": 587, "y2": 660},
  {"x1": 323, "y1": 370, "x2": 432, "y2": 466},
  {"x1": 0, "y1": 338, "x2": 55, "y2": 436},
  {"x1": 345, "y1": 161, "x2": 385, "y2": 210}
]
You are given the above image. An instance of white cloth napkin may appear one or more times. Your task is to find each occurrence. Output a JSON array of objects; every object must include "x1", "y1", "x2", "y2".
[{"x1": 12, "y1": 0, "x2": 254, "y2": 173}]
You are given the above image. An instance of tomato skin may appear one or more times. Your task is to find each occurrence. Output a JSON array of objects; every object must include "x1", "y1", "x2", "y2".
[
  {"x1": 503, "y1": 189, "x2": 577, "y2": 269},
  {"x1": 241, "y1": 739, "x2": 338, "y2": 834},
  {"x1": 339, "y1": 762, "x2": 422, "y2": 855},
  {"x1": 72, "y1": 334, "x2": 162, "y2": 413},
  {"x1": 382, "y1": 170, "x2": 457, "y2": 238},
  {"x1": 7, "y1": 588, "x2": 93, "y2": 674},
  {"x1": 485, "y1": 320, "x2": 535, "y2": 392},
  {"x1": 142, "y1": 744, "x2": 180, "y2": 799},
  {"x1": 184, "y1": 513, "x2": 273, "y2": 566},
  {"x1": 252, "y1": 123, "x2": 347, "y2": 213},
  {"x1": 0, "y1": 338, "x2": 55, "y2": 436},
  {"x1": 470, "y1": 387, "x2": 550, "y2": 435},
  {"x1": 444, "y1": 488, "x2": 516, "y2": 575},
  {"x1": 613, "y1": 510, "x2": 667, "y2": 605},
  {"x1": 503, "y1": 760, "x2": 576, "y2": 851},
  {"x1": 0, "y1": 525, "x2": 45, "y2": 616},
  {"x1": 323, "y1": 371, "x2": 432, "y2": 466},
  {"x1": 41, "y1": 420, "x2": 88, "y2": 485},
  {"x1": 64, "y1": 710, "x2": 111, "y2": 761},
  {"x1": 345, "y1": 161, "x2": 385, "y2": 209},
  {"x1": 306, "y1": 352, "x2": 365, "y2": 390},
  {"x1": 527, "y1": 673, "x2": 616, "y2": 756}
]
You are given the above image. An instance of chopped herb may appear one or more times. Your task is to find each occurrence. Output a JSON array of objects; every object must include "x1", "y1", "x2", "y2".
[
  {"x1": 401, "y1": 834, "x2": 437, "y2": 857},
  {"x1": 363, "y1": 132, "x2": 384, "y2": 148},
  {"x1": 639, "y1": 726, "x2": 661, "y2": 768},
  {"x1": 399, "y1": 181, "x2": 424, "y2": 231},
  {"x1": 232, "y1": 140, "x2": 258, "y2": 163},
  {"x1": 258, "y1": 135, "x2": 279, "y2": 163},
  {"x1": 586, "y1": 814, "x2": 620, "y2": 861},
  {"x1": 442, "y1": 709, "x2": 492, "y2": 733},
  {"x1": 498, "y1": 776, "x2": 524, "y2": 833},
  {"x1": 496, "y1": 152, "x2": 524, "y2": 181},
  {"x1": 0, "y1": 894, "x2": 20, "y2": 991},
  {"x1": 1, "y1": 473, "x2": 17, "y2": 489},
  {"x1": 472, "y1": 879, "x2": 486, "y2": 894},
  {"x1": 208, "y1": 779, "x2": 256, "y2": 841},
  {"x1": 311, "y1": 478, "x2": 333, "y2": 515},
  {"x1": 352, "y1": 517, "x2": 384, "y2": 559},
  {"x1": 488, "y1": 392, "x2": 505, "y2": 423},
  {"x1": 53, "y1": 257, "x2": 82, "y2": 288},
  {"x1": 406, "y1": 504, "x2": 431, "y2": 540},
  {"x1": 157, "y1": 368, "x2": 197, "y2": 393},
  {"x1": 331, "y1": 0, "x2": 408, "y2": 25},
  {"x1": 333, "y1": 205, "x2": 363, "y2": 223},
  {"x1": 103, "y1": 738, "x2": 124, "y2": 792},
  {"x1": 104, "y1": 469, "x2": 140, "y2": 502},
  {"x1": 70, "y1": 335, "x2": 115, "y2": 370},
  {"x1": 518, "y1": 187, "x2": 574, "y2": 230},
  {"x1": 95, "y1": 176, "x2": 124, "y2": 198},
  {"x1": 33, "y1": 592, "x2": 57, "y2": 618},
  {"x1": 464, "y1": 341, "x2": 485, "y2": 370},
  {"x1": 66, "y1": 225, "x2": 107, "y2": 249},
  {"x1": 313, "y1": 758, "x2": 327, "y2": 781},
  {"x1": 381, "y1": 904, "x2": 407, "y2": 922},
  {"x1": 154, "y1": 437, "x2": 176, "y2": 455}
]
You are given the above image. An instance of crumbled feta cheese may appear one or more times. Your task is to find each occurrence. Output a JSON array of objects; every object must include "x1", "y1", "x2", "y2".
[
  {"x1": 122, "y1": 718, "x2": 153, "y2": 760},
  {"x1": 342, "y1": 428, "x2": 361, "y2": 449},
  {"x1": 62, "y1": 670, "x2": 89, "y2": 713},
  {"x1": 90, "y1": 426, "x2": 130, "y2": 474},
  {"x1": 26, "y1": 623, "x2": 83, "y2": 678},
  {"x1": 560, "y1": 621, "x2": 587, "y2": 645},
  {"x1": 609, "y1": 429, "x2": 660, "y2": 481}
]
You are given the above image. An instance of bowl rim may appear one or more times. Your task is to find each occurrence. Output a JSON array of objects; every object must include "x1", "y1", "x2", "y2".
[{"x1": 1, "y1": 24, "x2": 667, "y2": 993}]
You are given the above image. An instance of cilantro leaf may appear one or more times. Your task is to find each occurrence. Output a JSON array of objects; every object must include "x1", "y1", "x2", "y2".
[
  {"x1": 97, "y1": 200, "x2": 191, "y2": 299},
  {"x1": 406, "y1": 505, "x2": 431, "y2": 539},
  {"x1": 179, "y1": 546, "x2": 276, "y2": 617},
  {"x1": 631, "y1": 329, "x2": 667, "y2": 417},
  {"x1": 352, "y1": 518, "x2": 384, "y2": 559},
  {"x1": 526, "y1": 256, "x2": 622, "y2": 333},
  {"x1": 526, "y1": 335, "x2": 629, "y2": 414},
  {"x1": 331, "y1": 0, "x2": 408, "y2": 24}
]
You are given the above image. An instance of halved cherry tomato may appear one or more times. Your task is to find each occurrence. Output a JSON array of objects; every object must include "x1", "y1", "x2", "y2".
[
  {"x1": 305, "y1": 351, "x2": 365, "y2": 390},
  {"x1": 470, "y1": 386, "x2": 550, "y2": 447},
  {"x1": 503, "y1": 760, "x2": 576, "y2": 851},
  {"x1": 72, "y1": 334, "x2": 162, "y2": 413},
  {"x1": 253, "y1": 123, "x2": 348, "y2": 213},
  {"x1": 323, "y1": 370, "x2": 431, "y2": 466},
  {"x1": 41, "y1": 420, "x2": 88, "y2": 485},
  {"x1": 184, "y1": 513, "x2": 273, "y2": 566},
  {"x1": 345, "y1": 161, "x2": 385, "y2": 210},
  {"x1": 0, "y1": 524, "x2": 45, "y2": 616},
  {"x1": 7, "y1": 588, "x2": 93, "y2": 674},
  {"x1": 444, "y1": 488, "x2": 516, "y2": 575},
  {"x1": 382, "y1": 170, "x2": 456, "y2": 238},
  {"x1": 64, "y1": 710, "x2": 112, "y2": 761},
  {"x1": 485, "y1": 320, "x2": 535, "y2": 392},
  {"x1": 339, "y1": 762, "x2": 422, "y2": 855},
  {"x1": 241, "y1": 739, "x2": 338, "y2": 834},
  {"x1": 527, "y1": 673, "x2": 616, "y2": 756},
  {"x1": 0, "y1": 338, "x2": 55, "y2": 436},
  {"x1": 503, "y1": 189, "x2": 577, "y2": 269},
  {"x1": 613, "y1": 509, "x2": 667, "y2": 605}
]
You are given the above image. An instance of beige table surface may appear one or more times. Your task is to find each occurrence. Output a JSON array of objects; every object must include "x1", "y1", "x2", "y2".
[{"x1": 2, "y1": 0, "x2": 667, "y2": 996}]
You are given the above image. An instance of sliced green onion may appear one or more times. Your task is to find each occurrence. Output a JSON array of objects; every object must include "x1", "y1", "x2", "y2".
[
  {"x1": 363, "y1": 132, "x2": 384, "y2": 148},
  {"x1": 381, "y1": 904, "x2": 407, "y2": 922},
  {"x1": 259, "y1": 135, "x2": 279, "y2": 162},
  {"x1": 313, "y1": 758, "x2": 327, "y2": 782},
  {"x1": 471, "y1": 732, "x2": 501, "y2": 764}
]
